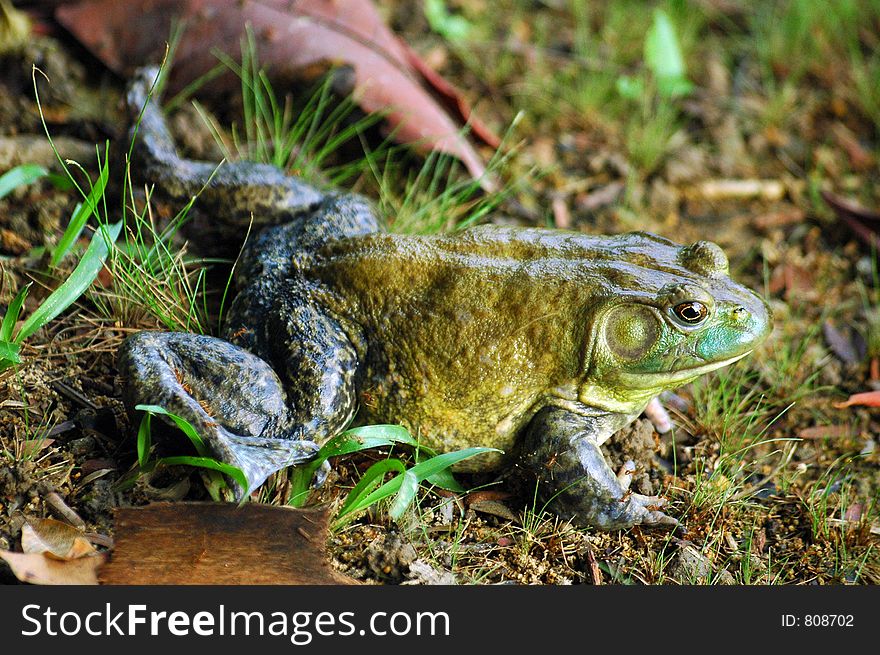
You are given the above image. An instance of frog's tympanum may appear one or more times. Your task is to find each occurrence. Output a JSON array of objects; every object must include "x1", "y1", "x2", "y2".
[{"x1": 119, "y1": 68, "x2": 771, "y2": 529}]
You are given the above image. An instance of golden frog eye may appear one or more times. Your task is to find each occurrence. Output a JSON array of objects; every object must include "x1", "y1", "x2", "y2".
[{"x1": 673, "y1": 301, "x2": 708, "y2": 325}]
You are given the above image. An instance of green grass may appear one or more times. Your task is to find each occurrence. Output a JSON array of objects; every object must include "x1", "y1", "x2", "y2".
[
  {"x1": 684, "y1": 361, "x2": 798, "y2": 519},
  {"x1": 201, "y1": 29, "x2": 390, "y2": 189},
  {"x1": 132, "y1": 404, "x2": 248, "y2": 502},
  {"x1": 0, "y1": 157, "x2": 120, "y2": 372},
  {"x1": 749, "y1": 0, "x2": 880, "y2": 130},
  {"x1": 285, "y1": 422, "x2": 497, "y2": 525}
]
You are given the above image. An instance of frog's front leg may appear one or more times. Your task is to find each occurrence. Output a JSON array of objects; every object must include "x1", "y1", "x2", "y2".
[{"x1": 519, "y1": 406, "x2": 678, "y2": 530}]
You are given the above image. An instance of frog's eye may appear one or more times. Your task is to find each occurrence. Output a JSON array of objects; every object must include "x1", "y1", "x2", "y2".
[{"x1": 672, "y1": 301, "x2": 709, "y2": 325}]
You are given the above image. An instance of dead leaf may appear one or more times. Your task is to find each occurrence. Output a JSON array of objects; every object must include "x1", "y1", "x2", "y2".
[
  {"x1": 97, "y1": 502, "x2": 358, "y2": 584},
  {"x1": 395, "y1": 36, "x2": 500, "y2": 149},
  {"x1": 575, "y1": 181, "x2": 624, "y2": 212},
  {"x1": 0, "y1": 550, "x2": 106, "y2": 585},
  {"x1": 768, "y1": 262, "x2": 814, "y2": 299},
  {"x1": 21, "y1": 518, "x2": 95, "y2": 559},
  {"x1": 834, "y1": 390, "x2": 880, "y2": 409},
  {"x1": 751, "y1": 206, "x2": 805, "y2": 231},
  {"x1": 468, "y1": 500, "x2": 519, "y2": 522},
  {"x1": 844, "y1": 503, "x2": 864, "y2": 523},
  {"x1": 830, "y1": 123, "x2": 875, "y2": 171},
  {"x1": 54, "y1": 0, "x2": 492, "y2": 180},
  {"x1": 464, "y1": 490, "x2": 511, "y2": 505},
  {"x1": 585, "y1": 546, "x2": 602, "y2": 585},
  {"x1": 752, "y1": 528, "x2": 767, "y2": 554},
  {"x1": 822, "y1": 190, "x2": 880, "y2": 249},
  {"x1": 798, "y1": 424, "x2": 853, "y2": 439},
  {"x1": 16, "y1": 438, "x2": 55, "y2": 458},
  {"x1": 551, "y1": 194, "x2": 570, "y2": 229},
  {"x1": 822, "y1": 320, "x2": 864, "y2": 365}
]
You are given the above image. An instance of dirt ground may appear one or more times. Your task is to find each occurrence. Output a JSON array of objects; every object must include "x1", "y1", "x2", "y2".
[{"x1": 1, "y1": 1, "x2": 879, "y2": 585}]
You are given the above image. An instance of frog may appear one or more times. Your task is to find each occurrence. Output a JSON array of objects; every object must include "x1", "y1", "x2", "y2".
[{"x1": 118, "y1": 67, "x2": 771, "y2": 529}]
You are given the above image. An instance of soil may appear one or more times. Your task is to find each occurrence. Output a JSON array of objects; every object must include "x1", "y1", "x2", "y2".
[{"x1": 1, "y1": 3, "x2": 879, "y2": 586}]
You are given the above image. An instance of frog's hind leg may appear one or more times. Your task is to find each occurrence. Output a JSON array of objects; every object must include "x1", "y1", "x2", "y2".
[
  {"x1": 233, "y1": 191, "x2": 380, "y2": 285},
  {"x1": 118, "y1": 331, "x2": 321, "y2": 498},
  {"x1": 125, "y1": 67, "x2": 326, "y2": 252}
]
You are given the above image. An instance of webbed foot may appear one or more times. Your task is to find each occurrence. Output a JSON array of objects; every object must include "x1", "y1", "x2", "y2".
[{"x1": 118, "y1": 331, "x2": 320, "y2": 498}]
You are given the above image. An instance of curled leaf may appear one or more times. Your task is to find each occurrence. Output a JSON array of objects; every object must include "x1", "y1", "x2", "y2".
[
  {"x1": 54, "y1": 0, "x2": 494, "y2": 179},
  {"x1": 834, "y1": 390, "x2": 880, "y2": 409}
]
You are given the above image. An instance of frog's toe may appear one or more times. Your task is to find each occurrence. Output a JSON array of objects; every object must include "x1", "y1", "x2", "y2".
[
  {"x1": 221, "y1": 432, "x2": 320, "y2": 499},
  {"x1": 312, "y1": 459, "x2": 332, "y2": 489},
  {"x1": 616, "y1": 460, "x2": 637, "y2": 490},
  {"x1": 623, "y1": 493, "x2": 679, "y2": 529}
]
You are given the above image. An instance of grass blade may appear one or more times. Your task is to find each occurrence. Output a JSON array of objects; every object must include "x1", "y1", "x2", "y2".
[
  {"x1": 344, "y1": 446, "x2": 498, "y2": 519},
  {"x1": 0, "y1": 164, "x2": 47, "y2": 200},
  {"x1": 0, "y1": 340, "x2": 21, "y2": 366},
  {"x1": 50, "y1": 153, "x2": 110, "y2": 267},
  {"x1": 389, "y1": 470, "x2": 419, "y2": 520},
  {"x1": 134, "y1": 403, "x2": 209, "y2": 455},
  {"x1": 0, "y1": 283, "x2": 29, "y2": 342},
  {"x1": 15, "y1": 221, "x2": 122, "y2": 343},
  {"x1": 136, "y1": 411, "x2": 153, "y2": 469},
  {"x1": 645, "y1": 9, "x2": 693, "y2": 97},
  {"x1": 156, "y1": 455, "x2": 249, "y2": 491},
  {"x1": 336, "y1": 458, "x2": 407, "y2": 520},
  {"x1": 323, "y1": 424, "x2": 419, "y2": 456}
]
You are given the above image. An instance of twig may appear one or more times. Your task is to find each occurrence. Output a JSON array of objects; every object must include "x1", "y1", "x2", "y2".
[{"x1": 45, "y1": 491, "x2": 86, "y2": 529}]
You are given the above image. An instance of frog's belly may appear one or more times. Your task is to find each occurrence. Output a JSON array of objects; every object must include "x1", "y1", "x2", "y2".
[{"x1": 355, "y1": 382, "x2": 535, "y2": 471}]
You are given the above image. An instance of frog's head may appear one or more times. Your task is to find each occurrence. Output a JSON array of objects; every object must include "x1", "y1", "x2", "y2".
[{"x1": 578, "y1": 235, "x2": 771, "y2": 415}]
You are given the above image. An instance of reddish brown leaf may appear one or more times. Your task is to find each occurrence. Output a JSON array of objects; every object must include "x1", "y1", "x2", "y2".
[
  {"x1": 834, "y1": 390, "x2": 880, "y2": 409},
  {"x1": 844, "y1": 503, "x2": 864, "y2": 523},
  {"x1": 21, "y1": 518, "x2": 96, "y2": 559},
  {"x1": 97, "y1": 502, "x2": 358, "y2": 585},
  {"x1": 822, "y1": 320, "x2": 863, "y2": 365},
  {"x1": 751, "y1": 206, "x2": 805, "y2": 231},
  {"x1": 396, "y1": 37, "x2": 500, "y2": 148},
  {"x1": 830, "y1": 123, "x2": 875, "y2": 171},
  {"x1": 54, "y1": 0, "x2": 491, "y2": 180},
  {"x1": 797, "y1": 424, "x2": 853, "y2": 439},
  {"x1": 0, "y1": 550, "x2": 106, "y2": 585},
  {"x1": 822, "y1": 190, "x2": 880, "y2": 249}
]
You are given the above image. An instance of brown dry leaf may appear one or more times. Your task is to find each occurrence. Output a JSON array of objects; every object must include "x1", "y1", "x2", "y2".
[
  {"x1": 751, "y1": 206, "x2": 805, "y2": 231},
  {"x1": 54, "y1": 0, "x2": 493, "y2": 180},
  {"x1": 16, "y1": 438, "x2": 55, "y2": 458},
  {"x1": 822, "y1": 320, "x2": 864, "y2": 365},
  {"x1": 0, "y1": 550, "x2": 106, "y2": 585},
  {"x1": 834, "y1": 390, "x2": 880, "y2": 409},
  {"x1": 98, "y1": 502, "x2": 358, "y2": 584},
  {"x1": 822, "y1": 190, "x2": 880, "y2": 250},
  {"x1": 468, "y1": 500, "x2": 519, "y2": 522},
  {"x1": 21, "y1": 518, "x2": 96, "y2": 559},
  {"x1": 830, "y1": 123, "x2": 875, "y2": 171},
  {"x1": 798, "y1": 424, "x2": 853, "y2": 439}
]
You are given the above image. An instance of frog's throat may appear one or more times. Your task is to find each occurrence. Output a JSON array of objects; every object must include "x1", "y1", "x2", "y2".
[{"x1": 578, "y1": 350, "x2": 752, "y2": 415}]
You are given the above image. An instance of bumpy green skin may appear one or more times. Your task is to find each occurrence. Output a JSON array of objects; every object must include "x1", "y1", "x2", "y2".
[{"x1": 119, "y1": 68, "x2": 771, "y2": 529}]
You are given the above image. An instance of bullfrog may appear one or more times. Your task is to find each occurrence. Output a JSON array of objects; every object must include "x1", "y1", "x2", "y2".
[{"x1": 118, "y1": 68, "x2": 771, "y2": 529}]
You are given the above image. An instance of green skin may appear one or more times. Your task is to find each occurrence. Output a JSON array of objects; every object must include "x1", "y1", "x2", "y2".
[{"x1": 119, "y1": 68, "x2": 771, "y2": 529}]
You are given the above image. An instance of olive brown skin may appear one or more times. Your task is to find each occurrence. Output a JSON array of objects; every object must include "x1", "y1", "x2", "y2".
[{"x1": 118, "y1": 68, "x2": 772, "y2": 530}]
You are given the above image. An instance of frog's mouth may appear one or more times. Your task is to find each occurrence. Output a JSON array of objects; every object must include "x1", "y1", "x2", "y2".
[
  {"x1": 575, "y1": 350, "x2": 755, "y2": 416},
  {"x1": 625, "y1": 350, "x2": 753, "y2": 389}
]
